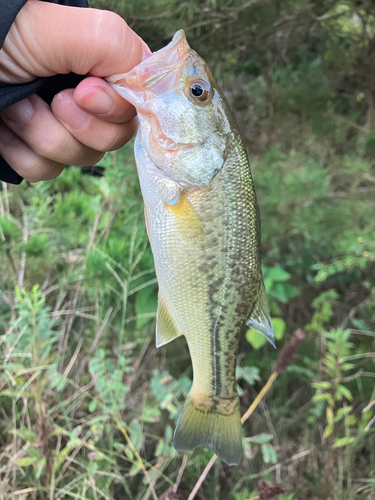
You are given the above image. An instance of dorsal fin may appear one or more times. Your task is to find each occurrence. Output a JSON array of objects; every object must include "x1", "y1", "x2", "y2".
[
  {"x1": 156, "y1": 297, "x2": 182, "y2": 348},
  {"x1": 246, "y1": 282, "x2": 275, "y2": 348}
]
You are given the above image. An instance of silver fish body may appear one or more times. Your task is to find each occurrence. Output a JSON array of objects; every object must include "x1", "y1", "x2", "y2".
[{"x1": 107, "y1": 30, "x2": 274, "y2": 466}]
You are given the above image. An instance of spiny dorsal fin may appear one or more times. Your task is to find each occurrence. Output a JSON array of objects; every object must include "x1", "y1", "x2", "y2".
[
  {"x1": 246, "y1": 281, "x2": 275, "y2": 348},
  {"x1": 156, "y1": 297, "x2": 182, "y2": 348}
]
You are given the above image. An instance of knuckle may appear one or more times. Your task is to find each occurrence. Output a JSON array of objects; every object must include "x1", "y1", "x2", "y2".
[
  {"x1": 90, "y1": 128, "x2": 122, "y2": 152},
  {"x1": 31, "y1": 128, "x2": 69, "y2": 160},
  {"x1": 100, "y1": 10, "x2": 124, "y2": 27},
  {"x1": 92, "y1": 10, "x2": 127, "y2": 51}
]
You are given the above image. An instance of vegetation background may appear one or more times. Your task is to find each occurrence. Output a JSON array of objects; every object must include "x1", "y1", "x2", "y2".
[{"x1": 1, "y1": 0, "x2": 375, "y2": 499}]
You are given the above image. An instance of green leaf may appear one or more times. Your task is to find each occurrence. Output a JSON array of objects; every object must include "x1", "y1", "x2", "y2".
[
  {"x1": 0, "y1": 363, "x2": 24, "y2": 371},
  {"x1": 55, "y1": 447, "x2": 71, "y2": 469},
  {"x1": 165, "y1": 425, "x2": 173, "y2": 442},
  {"x1": 336, "y1": 385, "x2": 353, "y2": 401},
  {"x1": 129, "y1": 462, "x2": 142, "y2": 476},
  {"x1": 334, "y1": 406, "x2": 353, "y2": 424},
  {"x1": 246, "y1": 317, "x2": 286, "y2": 348},
  {"x1": 125, "y1": 447, "x2": 134, "y2": 461},
  {"x1": 348, "y1": 415, "x2": 357, "y2": 426},
  {"x1": 269, "y1": 300, "x2": 281, "y2": 315},
  {"x1": 340, "y1": 363, "x2": 355, "y2": 371},
  {"x1": 313, "y1": 393, "x2": 334, "y2": 406},
  {"x1": 17, "y1": 456, "x2": 38, "y2": 467},
  {"x1": 89, "y1": 399, "x2": 97, "y2": 413},
  {"x1": 155, "y1": 440, "x2": 165, "y2": 457},
  {"x1": 24, "y1": 428, "x2": 38, "y2": 443},
  {"x1": 236, "y1": 365, "x2": 260, "y2": 386},
  {"x1": 27, "y1": 447, "x2": 41, "y2": 459},
  {"x1": 35, "y1": 457, "x2": 47, "y2": 479},
  {"x1": 250, "y1": 433, "x2": 273, "y2": 444},
  {"x1": 245, "y1": 328, "x2": 267, "y2": 350},
  {"x1": 261, "y1": 444, "x2": 277, "y2": 464},
  {"x1": 141, "y1": 406, "x2": 161, "y2": 423},
  {"x1": 326, "y1": 406, "x2": 334, "y2": 424},
  {"x1": 265, "y1": 266, "x2": 291, "y2": 282},
  {"x1": 332, "y1": 437, "x2": 356, "y2": 449},
  {"x1": 67, "y1": 439, "x2": 81, "y2": 448},
  {"x1": 135, "y1": 286, "x2": 157, "y2": 328},
  {"x1": 312, "y1": 381, "x2": 332, "y2": 390},
  {"x1": 272, "y1": 317, "x2": 286, "y2": 340},
  {"x1": 271, "y1": 282, "x2": 290, "y2": 303},
  {"x1": 323, "y1": 422, "x2": 334, "y2": 438},
  {"x1": 98, "y1": 178, "x2": 111, "y2": 198},
  {"x1": 113, "y1": 442, "x2": 126, "y2": 451}
]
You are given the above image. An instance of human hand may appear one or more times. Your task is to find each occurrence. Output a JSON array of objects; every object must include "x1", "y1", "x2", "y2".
[{"x1": 0, "y1": 0, "x2": 150, "y2": 182}]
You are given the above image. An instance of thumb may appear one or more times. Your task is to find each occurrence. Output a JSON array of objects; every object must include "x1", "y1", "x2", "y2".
[{"x1": 1, "y1": 0, "x2": 149, "y2": 84}]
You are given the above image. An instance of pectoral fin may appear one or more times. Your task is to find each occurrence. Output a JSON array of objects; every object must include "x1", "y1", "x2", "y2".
[
  {"x1": 246, "y1": 282, "x2": 275, "y2": 348},
  {"x1": 151, "y1": 170, "x2": 180, "y2": 206},
  {"x1": 167, "y1": 193, "x2": 205, "y2": 241},
  {"x1": 156, "y1": 297, "x2": 182, "y2": 348}
]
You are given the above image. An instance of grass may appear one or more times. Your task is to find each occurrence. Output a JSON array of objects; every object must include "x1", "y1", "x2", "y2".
[{"x1": 0, "y1": 140, "x2": 374, "y2": 499}]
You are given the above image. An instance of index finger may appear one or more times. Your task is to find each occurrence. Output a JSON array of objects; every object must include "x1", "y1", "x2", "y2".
[{"x1": 6, "y1": 2, "x2": 151, "y2": 81}]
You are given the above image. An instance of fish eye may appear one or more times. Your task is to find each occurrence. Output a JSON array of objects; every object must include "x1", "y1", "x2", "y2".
[{"x1": 188, "y1": 79, "x2": 211, "y2": 103}]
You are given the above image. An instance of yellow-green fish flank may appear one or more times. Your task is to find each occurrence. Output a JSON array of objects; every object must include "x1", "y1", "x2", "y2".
[{"x1": 107, "y1": 30, "x2": 274, "y2": 466}]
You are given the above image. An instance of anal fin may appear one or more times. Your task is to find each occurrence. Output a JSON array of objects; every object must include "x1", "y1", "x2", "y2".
[
  {"x1": 156, "y1": 297, "x2": 182, "y2": 348},
  {"x1": 246, "y1": 281, "x2": 275, "y2": 348}
]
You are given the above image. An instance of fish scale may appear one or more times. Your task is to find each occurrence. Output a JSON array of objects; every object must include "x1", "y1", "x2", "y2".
[{"x1": 107, "y1": 30, "x2": 274, "y2": 466}]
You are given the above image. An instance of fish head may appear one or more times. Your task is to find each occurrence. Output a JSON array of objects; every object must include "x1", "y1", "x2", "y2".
[{"x1": 107, "y1": 30, "x2": 232, "y2": 188}]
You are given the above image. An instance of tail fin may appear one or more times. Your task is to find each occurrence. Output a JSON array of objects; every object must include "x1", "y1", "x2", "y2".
[{"x1": 173, "y1": 394, "x2": 243, "y2": 466}]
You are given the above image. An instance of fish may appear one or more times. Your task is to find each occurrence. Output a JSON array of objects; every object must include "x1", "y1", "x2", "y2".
[{"x1": 107, "y1": 30, "x2": 274, "y2": 467}]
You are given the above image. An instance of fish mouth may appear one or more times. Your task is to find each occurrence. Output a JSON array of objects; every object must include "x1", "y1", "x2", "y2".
[{"x1": 106, "y1": 30, "x2": 191, "y2": 109}]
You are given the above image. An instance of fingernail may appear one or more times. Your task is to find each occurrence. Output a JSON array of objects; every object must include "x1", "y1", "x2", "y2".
[
  {"x1": 54, "y1": 92, "x2": 91, "y2": 129},
  {"x1": 2, "y1": 98, "x2": 34, "y2": 125},
  {"x1": 80, "y1": 88, "x2": 114, "y2": 115}
]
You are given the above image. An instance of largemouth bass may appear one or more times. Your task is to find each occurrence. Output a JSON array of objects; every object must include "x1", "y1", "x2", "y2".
[{"x1": 107, "y1": 30, "x2": 274, "y2": 466}]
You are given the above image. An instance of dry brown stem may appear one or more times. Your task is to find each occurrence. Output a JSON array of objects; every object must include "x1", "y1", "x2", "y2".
[{"x1": 276, "y1": 328, "x2": 305, "y2": 375}]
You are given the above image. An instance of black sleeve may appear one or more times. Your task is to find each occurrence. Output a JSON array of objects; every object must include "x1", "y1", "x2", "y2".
[{"x1": 0, "y1": 0, "x2": 89, "y2": 184}]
